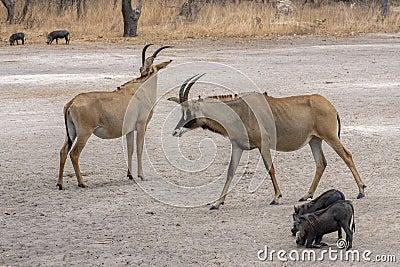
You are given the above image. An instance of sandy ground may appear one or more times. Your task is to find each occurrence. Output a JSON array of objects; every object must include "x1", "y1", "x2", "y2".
[{"x1": 1, "y1": 34, "x2": 400, "y2": 266}]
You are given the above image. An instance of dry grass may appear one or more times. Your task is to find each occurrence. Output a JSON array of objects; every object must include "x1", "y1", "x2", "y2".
[{"x1": 1, "y1": 0, "x2": 399, "y2": 44}]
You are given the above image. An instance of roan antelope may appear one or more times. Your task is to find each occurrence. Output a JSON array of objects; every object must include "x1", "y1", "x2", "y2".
[
  {"x1": 57, "y1": 44, "x2": 172, "y2": 190},
  {"x1": 168, "y1": 74, "x2": 366, "y2": 210}
]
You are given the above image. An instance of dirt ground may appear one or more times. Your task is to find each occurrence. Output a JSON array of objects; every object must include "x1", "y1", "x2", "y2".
[{"x1": 1, "y1": 34, "x2": 399, "y2": 266}]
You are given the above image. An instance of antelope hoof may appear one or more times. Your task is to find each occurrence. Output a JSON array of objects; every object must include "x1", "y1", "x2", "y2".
[
  {"x1": 270, "y1": 200, "x2": 279, "y2": 205},
  {"x1": 210, "y1": 202, "x2": 223, "y2": 210},
  {"x1": 299, "y1": 195, "x2": 312, "y2": 202},
  {"x1": 138, "y1": 175, "x2": 145, "y2": 181},
  {"x1": 127, "y1": 174, "x2": 133, "y2": 180},
  {"x1": 57, "y1": 184, "x2": 63, "y2": 190},
  {"x1": 78, "y1": 182, "x2": 87, "y2": 188},
  {"x1": 357, "y1": 193, "x2": 365, "y2": 199}
]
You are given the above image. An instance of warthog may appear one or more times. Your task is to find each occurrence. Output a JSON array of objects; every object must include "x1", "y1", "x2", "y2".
[
  {"x1": 46, "y1": 30, "x2": 70, "y2": 45},
  {"x1": 291, "y1": 189, "x2": 345, "y2": 236},
  {"x1": 295, "y1": 200, "x2": 355, "y2": 250},
  {"x1": 9, "y1": 32, "x2": 25, "y2": 45}
]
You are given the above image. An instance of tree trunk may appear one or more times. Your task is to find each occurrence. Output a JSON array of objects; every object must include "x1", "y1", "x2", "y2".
[
  {"x1": 76, "y1": 0, "x2": 86, "y2": 18},
  {"x1": 122, "y1": 0, "x2": 142, "y2": 37},
  {"x1": 381, "y1": 0, "x2": 390, "y2": 22},
  {"x1": 1, "y1": 0, "x2": 17, "y2": 24},
  {"x1": 16, "y1": 0, "x2": 31, "y2": 23}
]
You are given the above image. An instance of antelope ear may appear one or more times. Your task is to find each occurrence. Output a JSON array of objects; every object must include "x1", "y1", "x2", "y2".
[
  {"x1": 167, "y1": 97, "x2": 180, "y2": 103},
  {"x1": 154, "y1": 60, "x2": 172, "y2": 72}
]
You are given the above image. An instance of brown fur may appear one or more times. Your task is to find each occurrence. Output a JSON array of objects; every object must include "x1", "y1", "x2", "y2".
[
  {"x1": 171, "y1": 86, "x2": 366, "y2": 209},
  {"x1": 57, "y1": 48, "x2": 172, "y2": 189}
]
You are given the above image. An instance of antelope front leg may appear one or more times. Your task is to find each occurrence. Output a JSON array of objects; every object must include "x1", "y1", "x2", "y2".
[
  {"x1": 210, "y1": 145, "x2": 243, "y2": 210},
  {"x1": 300, "y1": 137, "x2": 327, "y2": 201},
  {"x1": 136, "y1": 123, "x2": 146, "y2": 180},
  {"x1": 259, "y1": 146, "x2": 282, "y2": 205},
  {"x1": 126, "y1": 131, "x2": 134, "y2": 180},
  {"x1": 267, "y1": 164, "x2": 282, "y2": 205}
]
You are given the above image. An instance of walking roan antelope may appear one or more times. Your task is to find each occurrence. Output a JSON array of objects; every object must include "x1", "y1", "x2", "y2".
[
  {"x1": 58, "y1": 44, "x2": 172, "y2": 190},
  {"x1": 169, "y1": 74, "x2": 366, "y2": 210}
]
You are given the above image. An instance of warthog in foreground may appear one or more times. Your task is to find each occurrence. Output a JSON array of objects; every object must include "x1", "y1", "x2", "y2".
[
  {"x1": 295, "y1": 200, "x2": 355, "y2": 250},
  {"x1": 47, "y1": 30, "x2": 70, "y2": 45},
  {"x1": 9, "y1": 32, "x2": 25, "y2": 45},
  {"x1": 291, "y1": 189, "x2": 345, "y2": 236}
]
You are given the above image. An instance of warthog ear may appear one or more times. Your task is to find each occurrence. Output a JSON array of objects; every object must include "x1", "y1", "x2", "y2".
[{"x1": 167, "y1": 97, "x2": 180, "y2": 103}]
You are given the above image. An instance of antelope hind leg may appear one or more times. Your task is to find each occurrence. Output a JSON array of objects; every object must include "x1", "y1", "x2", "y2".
[
  {"x1": 69, "y1": 131, "x2": 91, "y2": 188},
  {"x1": 57, "y1": 138, "x2": 70, "y2": 190}
]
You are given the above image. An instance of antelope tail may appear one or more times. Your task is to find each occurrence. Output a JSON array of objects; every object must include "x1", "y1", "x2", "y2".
[
  {"x1": 63, "y1": 102, "x2": 74, "y2": 151},
  {"x1": 337, "y1": 113, "x2": 341, "y2": 139}
]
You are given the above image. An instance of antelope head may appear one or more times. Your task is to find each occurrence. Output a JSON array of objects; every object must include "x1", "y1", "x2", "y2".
[
  {"x1": 139, "y1": 44, "x2": 173, "y2": 77},
  {"x1": 168, "y1": 74, "x2": 206, "y2": 137}
]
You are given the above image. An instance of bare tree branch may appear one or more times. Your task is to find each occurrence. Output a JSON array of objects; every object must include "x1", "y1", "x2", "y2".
[
  {"x1": 16, "y1": 0, "x2": 31, "y2": 24},
  {"x1": 1, "y1": 0, "x2": 17, "y2": 24}
]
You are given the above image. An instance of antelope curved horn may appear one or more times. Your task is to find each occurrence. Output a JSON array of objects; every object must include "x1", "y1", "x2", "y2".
[
  {"x1": 179, "y1": 74, "x2": 199, "y2": 103},
  {"x1": 182, "y1": 73, "x2": 206, "y2": 103},
  {"x1": 151, "y1": 45, "x2": 173, "y2": 59},
  {"x1": 142, "y1": 43, "x2": 153, "y2": 66}
]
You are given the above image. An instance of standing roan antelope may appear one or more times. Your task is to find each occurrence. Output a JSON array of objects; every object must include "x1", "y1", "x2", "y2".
[
  {"x1": 169, "y1": 74, "x2": 366, "y2": 210},
  {"x1": 57, "y1": 44, "x2": 172, "y2": 190}
]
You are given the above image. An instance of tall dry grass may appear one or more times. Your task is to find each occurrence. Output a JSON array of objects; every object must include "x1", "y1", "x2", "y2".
[{"x1": 1, "y1": 0, "x2": 399, "y2": 44}]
